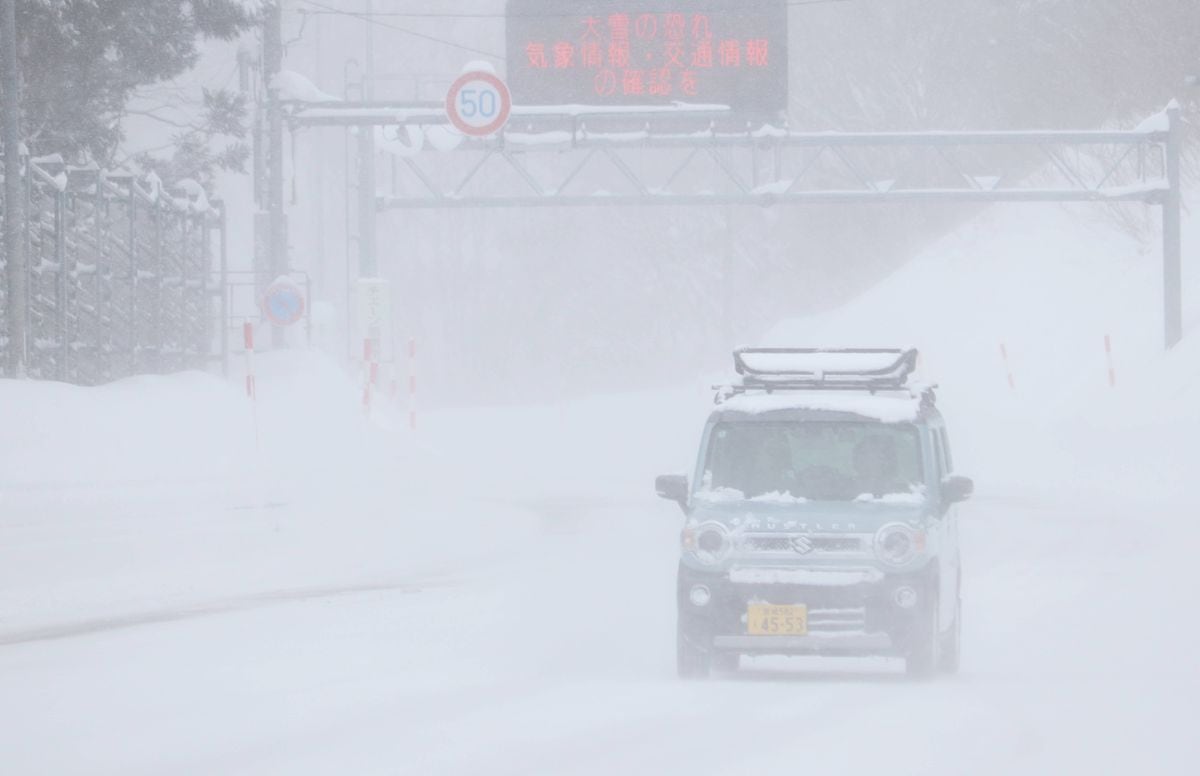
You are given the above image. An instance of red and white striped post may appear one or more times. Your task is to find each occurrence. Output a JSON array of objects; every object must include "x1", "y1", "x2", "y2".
[
  {"x1": 408, "y1": 337, "x2": 417, "y2": 431},
  {"x1": 244, "y1": 322, "x2": 260, "y2": 449},
  {"x1": 243, "y1": 322, "x2": 257, "y2": 399},
  {"x1": 1104, "y1": 334, "x2": 1117, "y2": 388},
  {"x1": 999, "y1": 343, "x2": 1017, "y2": 391}
]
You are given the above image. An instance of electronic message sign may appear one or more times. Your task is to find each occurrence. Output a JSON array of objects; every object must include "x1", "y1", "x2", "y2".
[{"x1": 505, "y1": 1, "x2": 789, "y2": 115}]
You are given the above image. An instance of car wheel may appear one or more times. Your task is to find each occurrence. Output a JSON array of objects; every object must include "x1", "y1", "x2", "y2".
[
  {"x1": 939, "y1": 596, "x2": 962, "y2": 675},
  {"x1": 905, "y1": 586, "x2": 940, "y2": 679},
  {"x1": 677, "y1": 621, "x2": 712, "y2": 680}
]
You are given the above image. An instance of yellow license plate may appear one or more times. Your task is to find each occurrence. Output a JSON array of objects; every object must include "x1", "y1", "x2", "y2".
[{"x1": 747, "y1": 604, "x2": 808, "y2": 636}]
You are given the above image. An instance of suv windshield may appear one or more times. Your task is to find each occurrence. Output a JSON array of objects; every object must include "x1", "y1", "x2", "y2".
[{"x1": 699, "y1": 421, "x2": 925, "y2": 502}]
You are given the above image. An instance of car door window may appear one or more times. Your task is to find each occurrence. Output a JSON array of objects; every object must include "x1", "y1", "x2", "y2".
[
  {"x1": 939, "y1": 428, "x2": 954, "y2": 473},
  {"x1": 932, "y1": 427, "x2": 947, "y2": 479}
]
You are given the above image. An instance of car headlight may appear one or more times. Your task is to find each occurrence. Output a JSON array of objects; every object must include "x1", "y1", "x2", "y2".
[
  {"x1": 689, "y1": 522, "x2": 731, "y2": 566},
  {"x1": 874, "y1": 523, "x2": 924, "y2": 567}
]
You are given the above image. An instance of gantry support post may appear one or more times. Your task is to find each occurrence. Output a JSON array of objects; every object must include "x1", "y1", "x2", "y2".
[{"x1": 1163, "y1": 101, "x2": 1183, "y2": 349}]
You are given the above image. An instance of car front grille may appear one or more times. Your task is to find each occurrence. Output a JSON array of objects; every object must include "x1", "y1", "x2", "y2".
[{"x1": 740, "y1": 534, "x2": 866, "y2": 555}]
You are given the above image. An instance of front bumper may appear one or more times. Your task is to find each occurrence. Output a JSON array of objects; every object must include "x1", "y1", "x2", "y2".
[
  {"x1": 678, "y1": 563, "x2": 934, "y2": 658},
  {"x1": 712, "y1": 633, "x2": 893, "y2": 654}
]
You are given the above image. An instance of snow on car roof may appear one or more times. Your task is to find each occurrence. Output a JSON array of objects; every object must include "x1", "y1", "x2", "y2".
[{"x1": 714, "y1": 388, "x2": 926, "y2": 423}]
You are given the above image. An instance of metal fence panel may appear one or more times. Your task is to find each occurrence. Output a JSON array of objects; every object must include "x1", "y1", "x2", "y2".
[{"x1": 0, "y1": 159, "x2": 222, "y2": 384}]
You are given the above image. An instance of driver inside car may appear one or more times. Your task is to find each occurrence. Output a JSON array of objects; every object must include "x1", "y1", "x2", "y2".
[
  {"x1": 852, "y1": 435, "x2": 903, "y2": 496},
  {"x1": 746, "y1": 432, "x2": 797, "y2": 497}
]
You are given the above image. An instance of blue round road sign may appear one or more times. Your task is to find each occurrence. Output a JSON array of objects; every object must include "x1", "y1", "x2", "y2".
[{"x1": 262, "y1": 280, "x2": 306, "y2": 327}]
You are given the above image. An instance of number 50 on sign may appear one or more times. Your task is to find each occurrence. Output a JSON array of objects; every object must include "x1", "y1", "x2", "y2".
[{"x1": 446, "y1": 71, "x2": 513, "y2": 137}]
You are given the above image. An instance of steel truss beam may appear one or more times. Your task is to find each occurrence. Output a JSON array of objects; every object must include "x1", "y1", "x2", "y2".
[
  {"x1": 371, "y1": 125, "x2": 1171, "y2": 210},
  {"x1": 287, "y1": 101, "x2": 1184, "y2": 348}
]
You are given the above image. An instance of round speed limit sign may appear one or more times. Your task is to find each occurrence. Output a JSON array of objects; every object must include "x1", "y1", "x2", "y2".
[{"x1": 445, "y1": 71, "x2": 512, "y2": 137}]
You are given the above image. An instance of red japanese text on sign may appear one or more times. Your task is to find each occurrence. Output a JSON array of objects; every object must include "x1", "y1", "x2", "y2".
[
  {"x1": 680, "y1": 70, "x2": 698, "y2": 96},
  {"x1": 581, "y1": 41, "x2": 603, "y2": 68},
  {"x1": 664, "y1": 42, "x2": 685, "y2": 68},
  {"x1": 635, "y1": 14, "x2": 657, "y2": 40},
  {"x1": 526, "y1": 43, "x2": 548, "y2": 69},
  {"x1": 609, "y1": 14, "x2": 629, "y2": 40},
  {"x1": 719, "y1": 40, "x2": 740, "y2": 67},
  {"x1": 747, "y1": 40, "x2": 769, "y2": 67},
  {"x1": 553, "y1": 42, "x2": 575, "y2": 68},
  {"x1": 664, "y1": 13, "x2": 686, "y2": 41},
  {"x1": 594, "y1": 69, "x2": 618, "y2": 96},
  {"x1": 507, "y1": 1, "x2": 788, "y2": 113}
]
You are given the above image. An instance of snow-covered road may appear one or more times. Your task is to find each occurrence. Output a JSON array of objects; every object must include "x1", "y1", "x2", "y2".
[
  {"x1": 3, "y1": 465, "x2": 1197, "y2": 775},
  {"x1": 3, "y1": 319, "x2": 1200, "y2": 775}
]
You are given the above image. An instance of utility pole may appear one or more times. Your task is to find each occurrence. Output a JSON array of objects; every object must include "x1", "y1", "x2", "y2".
[
  {"x1": 358, "y1": 0, "x2": 378, "y2": 279},
  {"x1": 357, "y1": 132, "x2": 377, "y2": 278},
  {"x1": 312, "y1": 11, "x2": 327, "y2": 299},
  {"x1": 354, "y1": 0, "x2": 381, "y2": 365},
  {"x1": 264, "y1": 0, "x2": 287, "y2": 347},
  {"x1": 1, "y1": 0, "x2": 27, "y2": 377}
]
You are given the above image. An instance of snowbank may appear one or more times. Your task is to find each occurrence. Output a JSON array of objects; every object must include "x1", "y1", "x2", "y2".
[
  {"x1": 763, "y1": 196, "x2": 1199, "y2": 504},
  {"x1": 0, "y1": 350, "x2": 538, "y2": 635}
]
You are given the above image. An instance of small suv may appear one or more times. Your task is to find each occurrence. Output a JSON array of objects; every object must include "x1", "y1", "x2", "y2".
[{"x1": 656, "y1": 348, "x2": 972, "y2": 678}]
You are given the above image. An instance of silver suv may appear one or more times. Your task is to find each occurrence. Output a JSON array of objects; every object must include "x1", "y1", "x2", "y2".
[{"x1": 656, "y1": 348, "x2": 973, "y2": 678}]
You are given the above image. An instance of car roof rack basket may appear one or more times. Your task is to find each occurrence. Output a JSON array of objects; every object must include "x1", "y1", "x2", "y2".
[{"x1": 730, "y1": 347, "x2": 921, "y2": 393}]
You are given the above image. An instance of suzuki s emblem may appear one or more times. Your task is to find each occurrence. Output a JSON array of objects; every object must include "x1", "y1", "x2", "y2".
[{"x1": 790, "y1": 535, "x2": 815, "y2": 555}]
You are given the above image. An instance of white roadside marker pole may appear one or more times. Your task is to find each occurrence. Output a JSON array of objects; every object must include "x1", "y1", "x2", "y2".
[
  {"x1": 1105, "y1": 335, "x2": 1117, "y2": 388},
  {"x1": 999, "y1": 342, "x2": 1016, "y2": 392},
  {"x1": 362, "y1": 338, "x2": 375, "y2": 418},
  {"x1": 408, "y1": 337, "x2": 417, "y2": 432}
]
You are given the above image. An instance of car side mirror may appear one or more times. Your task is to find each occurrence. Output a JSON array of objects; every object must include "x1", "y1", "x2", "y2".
[
  {"x1": 942, "y1": 475, "x2": 974, "y2": 504},
  {"x1": 655, "y1": 474, "x2": 689, "y2": 508}
]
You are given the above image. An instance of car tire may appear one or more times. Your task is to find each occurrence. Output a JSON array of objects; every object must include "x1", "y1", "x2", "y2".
[
  {"x1": 939, "y1": 596, "x2": 962, "y2": 675},
  {"x1": 905, "y1": 586, "x2": 940, "y2": 679},
  {"x1": 677, "y1": 622, "x2": 712, "y2": 680}
]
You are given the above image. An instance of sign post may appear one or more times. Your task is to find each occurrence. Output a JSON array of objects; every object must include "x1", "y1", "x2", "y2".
[
  {"x1": 357, "y1": 278, "x2": 391, "y2": 345},
  {"x1": 355, "y1": 279, "x2": 392, "y2": 419}
]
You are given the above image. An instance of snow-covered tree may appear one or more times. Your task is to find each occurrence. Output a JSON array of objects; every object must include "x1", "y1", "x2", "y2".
[
  {"x1": 13, "y1": 0, "x2": 257, "y2": 165},
  {"x1": 131, "y1": 87, "x2": 250, "y2": 188}
]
